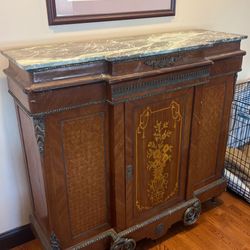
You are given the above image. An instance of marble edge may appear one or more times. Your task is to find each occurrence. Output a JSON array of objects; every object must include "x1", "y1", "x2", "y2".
[
  {"x1": 1, "y1": 50, "x2": 20, "y2": 67},
  {"x1": 1, "y1": 31, "x2": 248, "y2": 72},
  {"x1": 107, "y1": 35, "x2": 248, "y2": 61}
]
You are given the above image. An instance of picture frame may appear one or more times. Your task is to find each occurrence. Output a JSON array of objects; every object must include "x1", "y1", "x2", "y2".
[{"x1": 46, "y1": 0, "x2": 176, "y2": 25}]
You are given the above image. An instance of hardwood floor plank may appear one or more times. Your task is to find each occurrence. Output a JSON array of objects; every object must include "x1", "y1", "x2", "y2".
[{"x1": 11, "y1": 240, "x2": 43, "y2": 250}]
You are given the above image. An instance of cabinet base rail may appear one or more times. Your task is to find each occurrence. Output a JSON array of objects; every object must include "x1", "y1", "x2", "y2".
[{"x1": 68, "y1": 198, "x2": 201, "y2": 250}]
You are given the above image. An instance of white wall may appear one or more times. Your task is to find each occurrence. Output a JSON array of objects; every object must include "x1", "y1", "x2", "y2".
[{"x1": 0, "y1": 0, "x2": 249, "y2": 233}]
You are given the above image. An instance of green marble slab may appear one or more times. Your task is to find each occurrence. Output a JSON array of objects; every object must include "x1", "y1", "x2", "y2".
[{"x1": 1, "y1": 30, "x2": 247, "y2": 71}]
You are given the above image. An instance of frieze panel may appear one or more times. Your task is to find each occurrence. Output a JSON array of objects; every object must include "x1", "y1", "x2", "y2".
[{"x1": 111, "y1": 67, "x2": 209, "y2": 98}]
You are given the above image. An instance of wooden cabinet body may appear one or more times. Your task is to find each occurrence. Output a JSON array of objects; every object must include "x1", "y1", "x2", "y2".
[{"x1": 3, "y1": 31, "x2": 246, "y2": 249}]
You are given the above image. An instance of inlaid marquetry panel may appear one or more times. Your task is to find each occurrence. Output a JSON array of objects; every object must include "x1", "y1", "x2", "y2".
[
  {"x1": 62, "y1": 113, "x2": 108, "y2": 237},
  {"x1": 125, "y1": 88, "x2": 193, "y2": 225},
  {"x1": 135, "y1": 102, "x2": 182, "y2": 211}
]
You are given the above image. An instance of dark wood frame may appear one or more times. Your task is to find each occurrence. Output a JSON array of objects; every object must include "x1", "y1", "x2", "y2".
[{"x1": 46, "y1": 0, "x2": 176, "y2": 25}]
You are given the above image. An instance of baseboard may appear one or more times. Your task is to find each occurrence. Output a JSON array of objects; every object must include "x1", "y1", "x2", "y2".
[{"x1": 0, "y1": 224, "x2": 34, "y2": 250}]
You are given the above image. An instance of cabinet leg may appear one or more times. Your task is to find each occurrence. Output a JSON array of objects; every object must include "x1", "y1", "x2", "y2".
[
  {"x1": 110, "y1": 237, "x2": 136, "y2": 250},
  {"x1": 183, "y1": 200, "x2": 201, "y2": 226}
]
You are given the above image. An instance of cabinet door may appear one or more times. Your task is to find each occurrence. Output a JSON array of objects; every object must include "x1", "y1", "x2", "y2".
[
  {"x1": 44, "y1": 104, "x2": 111, "y2": 248},
  {"x1": 187, "y1": 76, "x2": 234, "y2": 198},
  {"x1": 125, "y1": 88, "x2": 193, "y2": 226}
]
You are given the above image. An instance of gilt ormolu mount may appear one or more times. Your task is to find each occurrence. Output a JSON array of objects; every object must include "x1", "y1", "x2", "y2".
[{"x1": 2, "y1": 30, "x2": 247, "y2": 249}]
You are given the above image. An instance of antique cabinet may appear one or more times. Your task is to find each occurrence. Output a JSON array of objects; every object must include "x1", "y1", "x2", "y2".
[{"x1": 2, "y1": 30, "x2": 247, "y2": 250}]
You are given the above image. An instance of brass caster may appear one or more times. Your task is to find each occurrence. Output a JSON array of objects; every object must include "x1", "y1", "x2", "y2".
[
  {"x1": 50, "y1": 232, "x2": 61, "y2": 250},
  {"x1": 183, "y1": 200, "x2": 201, "y2": 226},
  {"x1": 110, "y1": 237, "x2": 136, "y2": 250}
]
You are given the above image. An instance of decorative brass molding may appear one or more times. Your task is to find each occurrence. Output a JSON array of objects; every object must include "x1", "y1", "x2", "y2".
[
  {"x1": 136, "y1": 101, "x2": 182, "y2": 211},
  {"x1": 33, "y1": 117, "x2": 45, "y2": 154},
  {"x1": 73, "y1": 229, "x2": 117, "y2": 250},
  {"x1": 72, "y1": 198, "x2": 199, "y2": 250},
  {"x1": 50, "y1": 232, "x2": 60, "y2": 250},
  {"x1": 183, "y1": 200, "x2": 201, "y2": 226},
  {"x1": 111, "y1": 67, "x2": 209, "y2": 98},
  {"x1": 9, "y1": 90, "x2": 105, "y2": 118},
  {"x1": 144, "y1": 54, "x2": 183, "y2": 68},
  {"x1": 110, "y1": 237, "x2": 136, "y2": 250}
]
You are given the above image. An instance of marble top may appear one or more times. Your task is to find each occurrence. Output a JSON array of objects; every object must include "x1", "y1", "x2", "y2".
[{"x1": 1, "y1": 30, "x2": 247, "y2": 71}]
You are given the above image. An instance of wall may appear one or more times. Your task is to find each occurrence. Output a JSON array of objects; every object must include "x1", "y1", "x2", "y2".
[{"x1": 0, "y1": 0, "x2": 249, "y2": 234}]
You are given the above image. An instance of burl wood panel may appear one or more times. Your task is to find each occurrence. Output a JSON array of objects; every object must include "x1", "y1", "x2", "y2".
[
  {"x1": 187, "y1": 75, "x2": 235, "y2": 198},
  {"x1": 125, "y1": 88, "x2": 193, "y2": 226}
]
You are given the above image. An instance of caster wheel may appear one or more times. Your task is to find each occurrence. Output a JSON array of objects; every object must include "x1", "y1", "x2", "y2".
[
  {"x1": 183, "y1": 200, "x2": 201, "y2": 226},
  {"x1": 110, "y1": 237, "x2": 136, "y2": 250}
]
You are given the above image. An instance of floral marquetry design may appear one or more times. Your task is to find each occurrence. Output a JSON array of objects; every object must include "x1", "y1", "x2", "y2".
[
  {"x1": 147, "y1": 121, "x2": 173, "y2": 204},
  {"x1": 135, "y1": 101, "x2": 182, "y2": 211}
]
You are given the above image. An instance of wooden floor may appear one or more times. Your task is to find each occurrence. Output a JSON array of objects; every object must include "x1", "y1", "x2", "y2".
[{"x1": 13, "y1": 192, "x2": 250, "y2": 250}]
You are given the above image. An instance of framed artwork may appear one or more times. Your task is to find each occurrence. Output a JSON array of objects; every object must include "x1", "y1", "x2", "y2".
[{"x1": 46, "y1": 0, "x2": 176, "y2": 25}]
